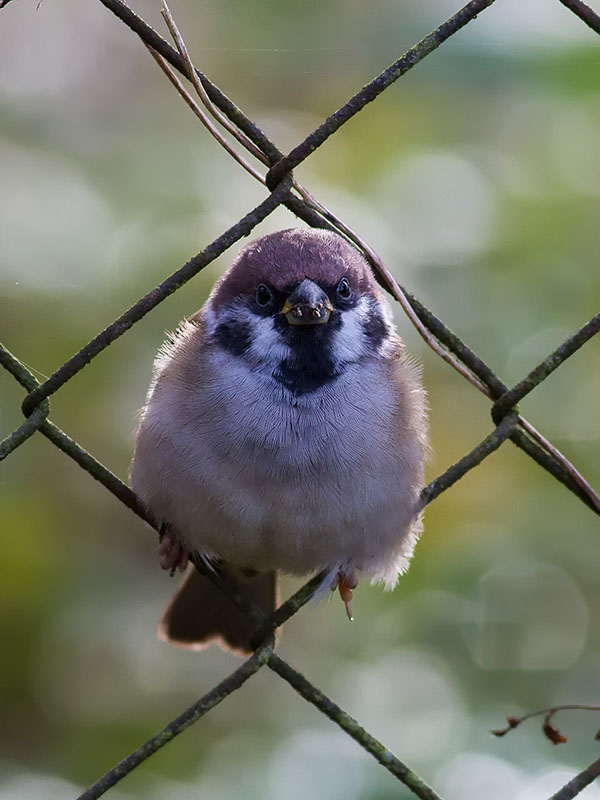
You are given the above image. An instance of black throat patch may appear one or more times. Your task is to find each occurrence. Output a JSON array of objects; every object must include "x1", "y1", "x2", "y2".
[{"x1": 273, "y1": 316, "x2": 343, "y2": 396}]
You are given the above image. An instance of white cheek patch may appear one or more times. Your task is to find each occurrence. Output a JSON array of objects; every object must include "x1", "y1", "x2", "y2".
[
  {"x1": 208, "y1": 302, "x2": 290, "y2": 367},
  {"x1": 332, "y1": 296, "x2": 371, "y2": 364},
  {"x1": 333, "y1": 294, "x2": 396, "y2": 363},
  {"x1": 248, "y1": 314, "x2": 290, "y2": 364},
  {"x1": 378, "y1": 294, "x2": 395, "y2": 329}
]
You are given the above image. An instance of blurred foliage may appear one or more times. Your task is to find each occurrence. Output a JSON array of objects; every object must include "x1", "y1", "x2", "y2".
[{"x1": 1, "y1": 0, "x2": 599, "y2": 798}]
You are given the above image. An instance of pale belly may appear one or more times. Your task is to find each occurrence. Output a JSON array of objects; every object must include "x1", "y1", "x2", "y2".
[{"x1": 132, "y1": 357, "x2": 422, "y2": 583}]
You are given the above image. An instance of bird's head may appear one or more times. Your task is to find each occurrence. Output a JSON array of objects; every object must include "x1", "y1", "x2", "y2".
[{"x1": 205, "y1": 228, "x2": 397, "y2": 395}]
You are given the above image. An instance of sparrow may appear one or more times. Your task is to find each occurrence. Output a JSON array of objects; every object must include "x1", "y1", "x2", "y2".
[{"x1": 129, "y1": 228, "x2": 428, "y2": 655}]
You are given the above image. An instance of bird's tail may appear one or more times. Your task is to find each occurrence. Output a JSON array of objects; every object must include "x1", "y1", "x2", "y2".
[{"x1": 158, "y1": 565, "x2": 278, "y2": 656}]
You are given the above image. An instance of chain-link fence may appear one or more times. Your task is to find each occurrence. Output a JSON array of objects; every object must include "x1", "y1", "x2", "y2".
[{"x1": 1, "y1": 0, "x2": 599, "y2": 798}]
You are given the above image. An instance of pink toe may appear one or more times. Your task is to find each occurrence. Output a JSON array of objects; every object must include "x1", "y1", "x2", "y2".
[
  {"x1": 158, "y1": 535, "x2": 173, "y2": 555},
  {"x1": 157, "y1": 532, "x2": 190, "y2": 574}
]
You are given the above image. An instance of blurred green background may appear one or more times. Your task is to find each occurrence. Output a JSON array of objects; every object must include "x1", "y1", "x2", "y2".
[{"x1": 1, "y1": 0, "x2": 599, "y2": 798}]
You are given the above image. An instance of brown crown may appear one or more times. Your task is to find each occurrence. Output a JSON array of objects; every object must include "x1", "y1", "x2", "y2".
[{"x1": 210, "y1": 228, "x2": 377, "y2": 309}]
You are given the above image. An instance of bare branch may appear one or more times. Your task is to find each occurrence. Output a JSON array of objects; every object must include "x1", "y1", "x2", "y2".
[
  {"x1": 145, "y1": 44, "x2": 266, "y2": 184},
  {"x1": 160, "y1": 0, "x2": 269, "y2": 165},
  {"x1": 492, "y1": 704, "x2": 600, "y2": 742},
  {"x1": 549, "y1": 758, "x2": 600, "y2": 800}
]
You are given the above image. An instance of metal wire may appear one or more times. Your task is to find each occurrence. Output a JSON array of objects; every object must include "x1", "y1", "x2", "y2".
[{"x1": 1, "y1": 0, "x2": 599, "y2": 798}]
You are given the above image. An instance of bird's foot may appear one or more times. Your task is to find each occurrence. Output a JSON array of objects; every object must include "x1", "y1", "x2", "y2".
[
  {"x1": 158, "y1": 525, "x2": 190, "y2": 576},
  {"x1": 331, "y1": 570, "x2": 358, "y2": 621}
]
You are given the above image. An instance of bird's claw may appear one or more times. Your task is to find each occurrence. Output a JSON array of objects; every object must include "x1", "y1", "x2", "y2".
[
  {"x1": 158, "y1": 528, "x2": 190, "y2": 575},
  {"x1": 332, "y1": 570, "x2": 358, "y2": 621}
]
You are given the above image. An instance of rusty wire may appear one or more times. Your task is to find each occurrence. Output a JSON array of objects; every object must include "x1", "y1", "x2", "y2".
[{"x1": 1, "y1": 0, "x2": 599, "y2": 798}]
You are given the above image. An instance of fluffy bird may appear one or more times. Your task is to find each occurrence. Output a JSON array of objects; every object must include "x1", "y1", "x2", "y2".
[{"x1": 130, "y1": 228, "x2": 428, "y2": 654}]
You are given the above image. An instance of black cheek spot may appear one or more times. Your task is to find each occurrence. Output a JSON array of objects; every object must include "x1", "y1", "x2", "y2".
[
  {"x1": 362, "y1": 307, "x2": 387, "y2": 351},
  {"x1": 214, "y1": 319, "x2": 251, "y2": 356}
]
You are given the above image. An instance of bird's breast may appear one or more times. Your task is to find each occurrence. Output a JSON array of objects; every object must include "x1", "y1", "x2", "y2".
[
  {"x1": 135, "y1": 348, "x2": 420, "y2": 575},
  {"x1": 202, "y1": 352, "x2": 392, "y2": 475}
]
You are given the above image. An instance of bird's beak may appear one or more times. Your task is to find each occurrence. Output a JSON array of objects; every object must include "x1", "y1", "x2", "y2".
[{"x1": 281, "y1": 279, "x2": 333, "y2": 326}]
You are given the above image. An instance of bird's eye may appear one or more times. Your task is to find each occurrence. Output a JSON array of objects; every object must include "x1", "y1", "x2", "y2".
[
  {"x1": 255, "y1": 284, "x2": 273, "y2": 306},
  {"x1": 336, "y1": 277, "x2": 351, "y2": 299}
]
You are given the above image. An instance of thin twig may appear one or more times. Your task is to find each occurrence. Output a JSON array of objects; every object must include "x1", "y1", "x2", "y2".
[
  {"x1": 550, "y1": 758, "x2": 600, "y2": 800},
  {"x1": 160, "y1": 0, "x2": 268, "y2": 164},
  {"x1": 331, "y1": 218, "x2": 492, "y2": 395},
  {"x1": 145, "y1": 45, "x2": 266, "y2": 184},
  {"x1": 492, "y1": 704, "x2": 600, "y2": 741}
]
